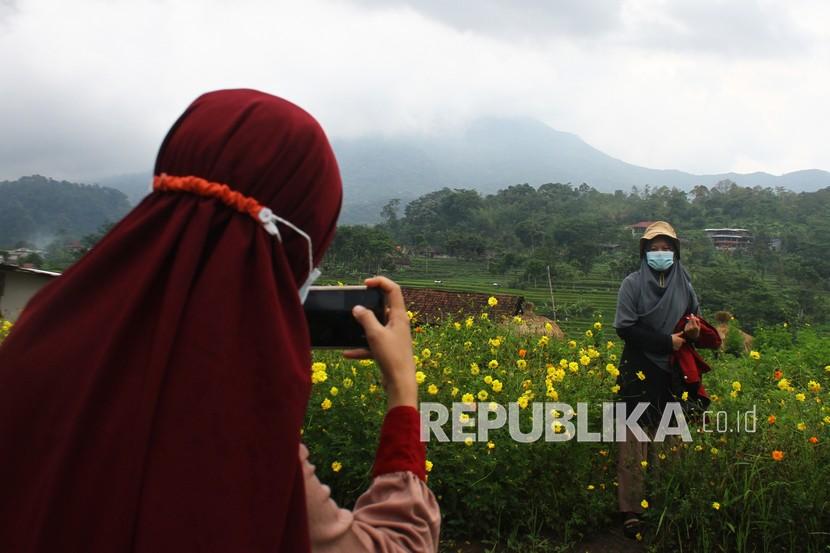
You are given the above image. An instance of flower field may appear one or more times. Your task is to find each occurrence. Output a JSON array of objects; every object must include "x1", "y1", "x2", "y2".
[
  {"x1": 302, "y1": 306, "x2": 830, "y2": 552},
  {"x1": 2, "y1": 312, "x2": 828, "y2": 551}
]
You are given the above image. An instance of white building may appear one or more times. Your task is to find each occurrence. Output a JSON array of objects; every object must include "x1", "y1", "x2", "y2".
[{"x1": 0, "y1": 264, "x2": 61, "y2": 322}]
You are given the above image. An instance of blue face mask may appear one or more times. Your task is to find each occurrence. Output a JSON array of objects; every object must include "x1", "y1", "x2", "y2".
[{"x1": 646, "y1": 251, "x2": 674, "y2": 271}]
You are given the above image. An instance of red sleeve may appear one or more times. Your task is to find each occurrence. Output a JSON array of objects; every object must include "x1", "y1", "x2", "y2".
[{"x1": 372, "y1": 405, "x2": 426, "y2": 481}]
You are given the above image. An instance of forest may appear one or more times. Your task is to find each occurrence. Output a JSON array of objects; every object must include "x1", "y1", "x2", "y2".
[{"x1": 323, "y1": 180, "x2": 830, "y2": 328}]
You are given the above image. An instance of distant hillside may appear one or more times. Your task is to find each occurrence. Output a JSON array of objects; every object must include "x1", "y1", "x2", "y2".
[
  {"x1": 0, "y1": 175, "x2": 131, "y2": 247},
  {"x1": 331, "y1": 117, "x2": 830, "y2": 223},
  {"x1": 88, "y1": 117, "x2": 830, "y2": 225}
]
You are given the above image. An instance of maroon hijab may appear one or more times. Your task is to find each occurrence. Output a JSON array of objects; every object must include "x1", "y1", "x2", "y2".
[{"x1": 0, "y1": 89, "x2": 342, "y2": 552}]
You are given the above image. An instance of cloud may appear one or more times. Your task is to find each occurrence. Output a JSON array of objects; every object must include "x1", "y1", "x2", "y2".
[
  {"x1": 0, "y1": 0, "x2": 828, "y2": 182},
  {"x1": 622, "y1": 0, "x2": 810, "y2": 58},
  {"x1": 343, "y1": 0, "x2": 626, "y2": 40}
]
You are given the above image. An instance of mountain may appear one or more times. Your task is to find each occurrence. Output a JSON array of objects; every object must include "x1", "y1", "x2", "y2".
[
  {"x1": 0, "y1": 175, "x2": 132, "y2": 247},
  {"x1": 331, "y1": 117, "x2": 830, "y2": 223},
  {"x1": 88, "y1": 118, "x2": 830, "y2": 225}
]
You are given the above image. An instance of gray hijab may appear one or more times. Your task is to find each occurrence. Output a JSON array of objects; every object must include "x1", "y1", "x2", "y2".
[{"x1": 614, "y1": 257, "x2": 700, "y2": 372}]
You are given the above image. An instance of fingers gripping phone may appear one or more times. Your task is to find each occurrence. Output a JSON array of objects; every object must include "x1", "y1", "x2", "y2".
[{"x1": 303, "y1": 286, "x2": 387, "y2": 349}]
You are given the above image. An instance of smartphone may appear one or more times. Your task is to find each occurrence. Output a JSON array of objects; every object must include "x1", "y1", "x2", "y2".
[{"x1": 303, "y1": 286, "x2": 386, "y2": 349}]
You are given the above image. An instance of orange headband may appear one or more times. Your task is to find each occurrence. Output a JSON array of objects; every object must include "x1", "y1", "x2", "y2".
[
  {"x1": 152, "y1": 173, "x2": 316, "y2": 278},
  {"x1": 153, "y1": 173, "x2": 264, "y2": 222}
]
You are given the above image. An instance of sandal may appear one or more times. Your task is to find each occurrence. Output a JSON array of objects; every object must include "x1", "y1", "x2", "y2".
[{"x1": 622, "y1": 512, "x2": 644, "y2": 540}]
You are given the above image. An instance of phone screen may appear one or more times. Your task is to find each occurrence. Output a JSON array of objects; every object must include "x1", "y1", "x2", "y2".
[{"x1": 303, "y1": 286, "x2": 386, "y2": 349}]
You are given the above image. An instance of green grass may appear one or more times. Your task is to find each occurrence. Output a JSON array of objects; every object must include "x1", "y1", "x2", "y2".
[{"x1": 325, "y1": 257, "x2": 620, "y2": 336}]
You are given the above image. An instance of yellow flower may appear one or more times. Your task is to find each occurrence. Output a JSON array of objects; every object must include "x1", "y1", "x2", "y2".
[
  {"x1": 587, "y1": 484, "x2": 595, "y2": 490},
  {"x1": 544, "y1": 322, "x2": 553, "y2": 333},
  {"x1": 609, "y1": 353, "x2": 617, "y2": 361},
  {"x1": 640, "y1": 499, "x2": 649, "y2": 509},
  {"x1": 428, "y1": 384, "x2": 439, "y2": 395},
  {"x1": 580, "y1": 355, "x2": 591, "y2": 366},
  {"x1": 636, "y1": 371, "x2": 646, "y2": 381},
  {"x1": 470, "y1": 363, "x2": 480, "y2": 375},
  {"x1": 487, "y1": 441, "x2": 495, "y2": 450},
  {"x1": 488, "y1": 401, "x2": 499, "y2": 411},
  {"x1": 731, "y1": 381, "x2": 741, "y2": 392},
  {"x1": 778, "y1": 378, "x2": 793, "y2": 392},
  {"x1": 517, "y1": 396, "x2": 530, "y2": 409},
  {"x1": 331, "y1": 461, "x2": 342, "y2": 472},
  {"x1": 640, "y1": 460, "x2": 648, "y2": 469},
  {"x1": 605, "y1": 363, "x2": 619, "y2": 377},
  {"x1": 480, "y1": 312, "x2": 489, "y2": 320},
  {"x1": 465, "y1": 317, "x2": 474, "y2": 328},
  {"x1": 538, "y1": 335, "x2": 550, "y2": 347},
  {"x1": 454, "y1": 322, "x2": 461, "y2": 330},
  {"x1": 483, "y1": 375, "x2": 493, "y2": 385},
  {"x1": 459, "y1": 413, "x2": 470, "y2": 423},
  {"x1": 559, "y1": 358, "x2": 568, "y2": 368},
  {"x1": 594, "y1": 321, "x2": 602, "y2": 330},
  {"x1": 710, "y1": 447, "x2": 719, "y2": 456},
  {"x1": 517, "y1": 359, "x2": 527, "y2": 370},
  {"x1": 808, "y1": 380, "x2": 821, "y2": 393},
  {"x1": 749, "y1": 350, "x2": 761, "y2": 360},
  {"x1": 421, "y1": 348, "x2": 431, "y2": 359},
  {"x1": 464, "y1": 437, "x2": 474, "y2": 446},
  {"x1": 368, "y1": 384, "x2": 377, "y2": 393},
  {"x1": 463, "y1": 340, "x2": 473, "y2": 349},
  {"x1": 568, "y1": 340, "x2": 577, "y2": 349},
  {"x1": 321, "y1": 398, "x2": 332, "y2": 410},
  {"x1": 488, "y1": 296, "x2": 498, "y2": 307},
  {"x1": 611, "y1": 384, "x2": 620, "y2": 393},
  {"x1": 546, "y1": 387, "x2": 558, "y2": 400},
  {"x1": 359, "y1": 359, "x2": 374, "y2": 366},
  {"x1": 451, "y1": 387, "x2": 459, "y2": 397},
  {"x1": 568, "y1": 362, "x2": 579, "y2": 372},
  {"x1": 312, "y1": 362, "x2": 327, "y2": 372},
  {"x1": 823, "y1": 415, "x2": 830, "y2": 425},
  {"x1": 330, "y1": 386, "x2": 339, "y2": 396},
  {"x1": 729, "y1": 390, "x2": 738, "y2": 399},
  {"x1": 462, "y1": 392, "x2": 475, "y2": 403},
  {"x1": 415, "y1": 371, "x2": 426, "y2": 384},
  {"x1": 681, "y1": 391, "x2": 689, "y2": 401},
  {"x1": 585, "y1": 329, "x2": 594, "y2": 338},
  {"x1": 491, "y1": 379, "x2": 503, "y2": 392},
  {"x1": 488, "y1": 359, "x2": 499, "y2": 370},
  {"x1": 795, "y1": 393, "x2": 806, "y2": 402},
  {"x1": 513, "y1": 315, "x2": 523, "y2": 324},
  {"x1": 797, "y1": 422, "x2": 806, "y2": 431},
  {"x1": 425, "y1": 460, "x2": 433, "y2": 472},
  {"x1": 712, "y1": 502, "x2": 721, "y2": 510},
  {"x1": 607, "y1": 340, "x2": 614, "y2": 349},
  {"x1": 478, "y1": 389, "x2": 489, "y2": 401},
  {"x1": 406, "y1": 310, "x2": 415, "y2": 321}
]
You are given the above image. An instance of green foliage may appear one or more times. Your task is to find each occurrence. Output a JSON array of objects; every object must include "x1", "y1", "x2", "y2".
[
  {"x1": 0, "y1": 176, "x2": 131, "y2": 247},
  {"x1": 723, "y1": 318, "x2": 745, "y2": 356},
  {"x1": 305, "y1": 315, "x2": 830, "y2": 551}
]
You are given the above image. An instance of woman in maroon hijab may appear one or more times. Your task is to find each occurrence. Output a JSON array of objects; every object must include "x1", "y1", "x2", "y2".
[{"x1": 0, "y1": 90, "x2": 439, "y2": 552}]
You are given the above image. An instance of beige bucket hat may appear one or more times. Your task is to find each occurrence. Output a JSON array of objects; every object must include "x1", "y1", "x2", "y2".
[{"x1": 639, "y1": 221, "x2": 679, "y2": 258}]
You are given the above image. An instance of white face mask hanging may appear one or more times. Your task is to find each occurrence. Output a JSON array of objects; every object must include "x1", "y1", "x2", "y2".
[{"x1": 257, "y1": 207, "x2": 322, "y2": 304}]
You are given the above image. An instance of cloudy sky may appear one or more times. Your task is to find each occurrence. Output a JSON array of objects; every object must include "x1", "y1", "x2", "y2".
[{"x1": 1, "y1": 0, "x2": 828, "y2": 181}]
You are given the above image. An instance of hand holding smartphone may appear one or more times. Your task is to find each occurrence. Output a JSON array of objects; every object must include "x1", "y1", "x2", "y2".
[{"x1": 304, "y1": 286, "x2": 387, "y2": 349}]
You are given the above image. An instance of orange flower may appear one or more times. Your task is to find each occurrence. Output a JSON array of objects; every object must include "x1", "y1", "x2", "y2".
[
  {"x1": 768, "y1": 415, "x2": 776, "y2": 425},
  {"x1": 773, "y1": 370, "x2": 783, "y2": 381},
  {"x1": 771, "y1": 450, "x2": 784, "y2": 462},
  {"x1": 808, "y1": 436, "x2": 819, "y2": 444},
  {"x1": 518, "y1": 348, "x2": 527, "y2": 359}
]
